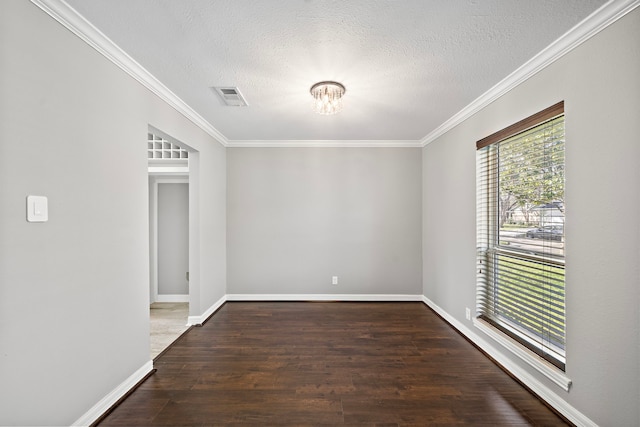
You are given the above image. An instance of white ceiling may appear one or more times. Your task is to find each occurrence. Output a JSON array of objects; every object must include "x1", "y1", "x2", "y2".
[{"x1": 62, "y1": 0, "x2": 608, "y2": 144}]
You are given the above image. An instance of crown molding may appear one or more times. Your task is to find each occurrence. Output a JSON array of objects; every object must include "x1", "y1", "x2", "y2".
[
  {"x1": 31, "y1": 0, "x2": 638, "y2": 150},
  {"x1": 420, "y1": 0, "x2": 640, "y2": 147},
  {"x1": 30, "y1": 0, "x2": 230, "y2": 147},
  {"x1": 226, "y1": 140, "x2": 423, "y2": 148}
]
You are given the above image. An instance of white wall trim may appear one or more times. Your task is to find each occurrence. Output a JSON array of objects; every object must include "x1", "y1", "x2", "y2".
[
  {"x1": 226, "y1": 140, "x2": 423, "y2": 148},
  {"x1": 472, "y1": 317, "x2": 571, "y2": 391},
  {"x1": 71, "y1": 360, "x2": 153, "y2": 427},
  {"x1": 30, "y1": 0, "x2": 638, "y2": 150},
  {"x1": 149, "y1": 177, "x2": 189, "y2": 304},
  {"x1": 226, "y1": 294, "x2": 424, "y2": 302},
  {"x1": 420, "y1": 0, "x2": 640, "y2": 147},
  {"x1": 29, "y1": 0, "x2": 229, "y2": 147},
  {"x1": 187, "y1": 294, "x2": 227, "y2": 326},
  {"x1": 148, "y1": 166, "x2": 190, "y2": 176},
  {"x1": 421, "y1": 297, "x2": 597, "y2": 427},
  {"x1": 73, "y1": 298, "x2": 595, "y2": 426},
  {"x1": 156, "y1": 294, "x2": 190, "y2": 303}
]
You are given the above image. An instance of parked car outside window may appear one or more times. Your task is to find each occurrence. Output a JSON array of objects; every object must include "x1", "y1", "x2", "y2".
[{"x1": 525, "y1": 225, "x2": 563, "y2": 241}]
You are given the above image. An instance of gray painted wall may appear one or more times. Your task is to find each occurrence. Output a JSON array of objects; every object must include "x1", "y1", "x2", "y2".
[
  {"x1": 422, "y1": 8, "x2": 640, "y2": 426},
  {"x1": 158, "y1": 183, "x2": 189, "y2": 295},
  {"x1": 2, "y1": 0, "x2": 637, "y2": 425},
  {"x1": 227, "y1": 148, "x2": 422, "y2": 295},
  {"x1": 0, "y1": 1, "x2": 226, "y2": 424}
]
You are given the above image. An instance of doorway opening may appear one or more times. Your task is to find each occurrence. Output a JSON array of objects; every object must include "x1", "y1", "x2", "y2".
[{"x1": 147, "y1": 129, "x2": 193, "y2": 358}]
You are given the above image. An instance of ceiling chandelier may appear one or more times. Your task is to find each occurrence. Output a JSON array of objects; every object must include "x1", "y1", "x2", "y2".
[{"x1": 310, "y1": 81, "x2": 346, "y2": 115}]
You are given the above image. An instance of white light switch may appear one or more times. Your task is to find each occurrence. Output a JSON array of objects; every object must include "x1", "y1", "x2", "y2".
[{"x1": 27, "y1": 195, "x2": 48, "y2": 222}]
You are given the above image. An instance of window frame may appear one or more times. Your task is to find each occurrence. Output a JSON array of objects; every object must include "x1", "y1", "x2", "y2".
[{"x1": 475, "y1": 102, "x2": 569, "y2": 387}]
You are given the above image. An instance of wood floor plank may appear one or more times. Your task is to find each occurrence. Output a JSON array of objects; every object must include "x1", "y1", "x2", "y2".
[{"x1": 97, "y1": 302, "x2": 569, "y2": 426}]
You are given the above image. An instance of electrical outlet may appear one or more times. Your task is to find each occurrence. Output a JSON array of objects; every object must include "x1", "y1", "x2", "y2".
[
  {"x1": 465, "y1": 307, "x2": 471, "y2": 320},
  {"x1": 332, "y1": 276, "x2": 338, "y2": 285}
]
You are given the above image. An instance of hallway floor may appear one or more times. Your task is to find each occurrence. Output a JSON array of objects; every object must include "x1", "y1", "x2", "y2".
[{"x1": 150, "y1": 302, "x2": 189, "y2": 359}]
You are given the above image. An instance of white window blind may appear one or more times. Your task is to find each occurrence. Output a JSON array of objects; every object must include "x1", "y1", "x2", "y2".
[{"x1": 476, "y1": 102, "x2": 566, "y2": 370}]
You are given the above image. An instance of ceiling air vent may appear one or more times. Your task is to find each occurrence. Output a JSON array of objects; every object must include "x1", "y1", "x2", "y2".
[{"x1": 212, "y1": 86, "x2": 248, "y2": 107}]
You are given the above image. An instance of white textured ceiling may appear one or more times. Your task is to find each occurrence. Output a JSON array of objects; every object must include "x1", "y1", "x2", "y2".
[{"x1": 64, "y1": 0, "x2": 607, "y2": 143}]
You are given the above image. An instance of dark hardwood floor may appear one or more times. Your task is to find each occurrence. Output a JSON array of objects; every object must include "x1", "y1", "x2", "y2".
[{"x1": 97, "y1": 302, "x2": 569, "y2": 426}]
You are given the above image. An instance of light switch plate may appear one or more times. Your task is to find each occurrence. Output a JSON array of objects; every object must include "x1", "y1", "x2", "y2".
[{"x1": 27, "y1": 195, "x2": 48, "y2": 222}]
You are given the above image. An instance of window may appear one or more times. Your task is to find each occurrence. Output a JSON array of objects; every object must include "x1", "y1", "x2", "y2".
[{"x1": 476, "y1": 102, "x2": 565, "y2": 371}]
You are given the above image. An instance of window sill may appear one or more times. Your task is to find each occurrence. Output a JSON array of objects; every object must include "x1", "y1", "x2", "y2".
[{"x1": 473, "y1": 318, "x2": 572, "y2": 391}]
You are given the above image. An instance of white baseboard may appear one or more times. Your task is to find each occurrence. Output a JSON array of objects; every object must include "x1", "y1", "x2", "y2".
[
  {"x1": 75, "y1": 296, "x2": 596, "y2": 427},
  {"x1": 71, "y1": 360, "x2": 154, "y2": 427},
  {"x1": 421, "y1": 296, "x2": 596, "y2": 427},
  {"x1": 187, "y1": 294, "x2": 227, "y2": 326},
  {"x1": 155, "y1": 294, "x2": 189, "y2": 303},
  {"x1": 225, "y1": 293, "x2": 423, "y2": 302}
]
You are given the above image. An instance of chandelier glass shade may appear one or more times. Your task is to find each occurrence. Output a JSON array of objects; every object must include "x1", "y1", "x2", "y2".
[{"x1": 310, "y1": 81, "x2": 346, "y2": 115}]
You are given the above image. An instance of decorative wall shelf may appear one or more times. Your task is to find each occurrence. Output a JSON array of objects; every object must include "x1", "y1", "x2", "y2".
[
  {"x1": 148, "y1": 133, "x2": 189, "y2": 160},
  {"x1": 147, "y1": 133, "x2": 189, "y2": 175}
]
